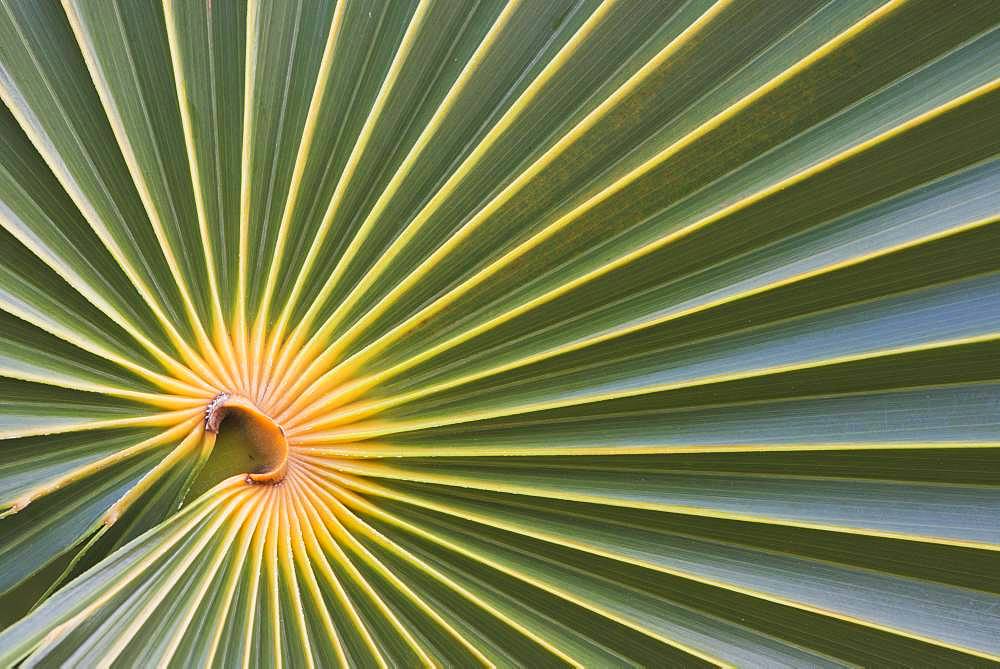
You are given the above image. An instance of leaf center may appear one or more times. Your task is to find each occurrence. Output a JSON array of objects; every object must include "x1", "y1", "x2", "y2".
[{"x1": 203, "y1": 392, "x2": 289, "y2": 485}]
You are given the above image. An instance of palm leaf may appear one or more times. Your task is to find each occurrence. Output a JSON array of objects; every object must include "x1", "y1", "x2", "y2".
[{"x1": 1, "y1": 0, "x2": 999, "y2": 665}]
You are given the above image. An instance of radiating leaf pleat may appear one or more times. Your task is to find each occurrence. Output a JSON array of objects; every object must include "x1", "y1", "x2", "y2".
[
  {"x1": 274, "y1": 0, "x2": 581, "y2": 336},
  {"x1": 0, "y1": 378, "x2": 175, "y2": 439},
  {"x1": 63, "y1": 0, "x2": 213, "y2": 339},
  {"x1": 0, "y1": 443, "x2": 167, "y2": 595},
  {"x1": 335, "y1": 472, "x2": 1000, "y2": 657},
  {"x1": 0, "y1": 0, "x2": 192, "y2": 346},
  {"x1": 0, "y1": 103, "x2": 182, "y2": 373},
  {"x1": 0, "y1": 429, "x2": 156, "y2": 503},
  {"x1": 350, "y1": 151, "x2": 1000, "y2": 412},
  {"x1": 323, "y1": 457, "x2": 1000, "y2": 548},
  {"x1": 0, "y1": 309, "x2": 164, "y2": 398},
  {"x1": 268, "y1": 9, "x2": 996, "y2": 422},
  {"x1": 0, "y1": 482, "x2": 250, "y2": 666},
  {"x1": 304, "y1": 384, "x2": 1000, "y2": 458},
  {"x1": 339, "y1": 484, "x2": 847, "y2": 667},
  {"x1": 312, "y1": 0, "x2": 992, "y2": 368},
  {"x1": 163, "y1": 0, "x2": 246, "y2": 329},
  {"x1": 237, "y1": 0, "x2": 338, "y2": 323}
]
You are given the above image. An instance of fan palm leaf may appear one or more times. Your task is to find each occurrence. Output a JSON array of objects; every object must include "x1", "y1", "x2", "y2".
[{"x1": 1, "y1": 0, "x2": 999, "y2": 666}]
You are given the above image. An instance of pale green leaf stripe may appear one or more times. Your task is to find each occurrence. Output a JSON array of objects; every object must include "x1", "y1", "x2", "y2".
[
  {"x1": 163, "y1": 0, "x2": 246, "y2": 325},
  {"x1": 360, "y1": 68, "x2": 1000, "y2": 398},
  {"x1": 0, "y1": 482, "x2": 251, "y2": 666},
  {"x1": 298, "y1": 468, "x2": 626, "y2": 667},
  {"x1": 274, "y1": 11, "x2": 1000, "y2": 423},
  {"x1": 0, "y1": 447, "x2": 165, "y2": 595},
  {"x1": 337, "y1": 472, "x2": 1000, "y2": 658},
  {"x1": 0, "y1": 0, "x2": 193, "y2": 346},
  {"x1": 330, "y1": 480, "x2": 848, "y2": 668},
  {"x1": 267, "y1": 0, "x2": 700, "y2": 358},
  {"x1": 0, "y1": 378, "x2": 173, "y2": 439},
  {"x1": 268, "y1": 0, "x2": 592, "y2": 337},
  {"x1": 0, "y1": 429, "x2": 156, "y2": 503},
  {"x1": 0, "y1": 103, "x2": 177, "y2": 371},
  {"x1": 298, "y1": 272, "x2": 1000, "y2": 437},
  {"x1": 63, "y1": 0, "x2": 213, "y2": 338},
  {"x1": 0, "y1": 309, "x2": 158, "y2": 395},
  {"x1": 295, "y1": 158, "x2": 1000, "y2": 426},
  {"x1": 307, "y1": 0, "x2": 992, "y2": 372},
  {"x1": 289, "y1": 0, "x2": 840, "y2": 352},
  {"x1": 304, "y1": 384, "x2": 1000, "y2": 458},
  {"x1": 323, "y1": 458, "x2": 1000, "y2": 548},
  {"x1": 236, "y1": 0, "x2": 338, "y2": 324}
]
